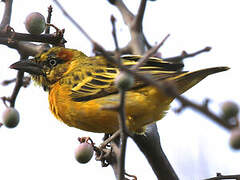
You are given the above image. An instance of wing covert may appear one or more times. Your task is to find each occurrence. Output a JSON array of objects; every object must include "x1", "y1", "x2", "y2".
[{"x1": 70, "y1": 55, "x2": 186, "y2": 102}]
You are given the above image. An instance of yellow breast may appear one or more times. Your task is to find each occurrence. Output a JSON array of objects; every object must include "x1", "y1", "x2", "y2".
[{"x1": 48, "y1": 82, "x2": 173, "y2": 133}]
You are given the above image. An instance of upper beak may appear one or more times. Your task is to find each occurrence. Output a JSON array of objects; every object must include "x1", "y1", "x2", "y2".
[{"x1": 10, "y1": 59, "x2": 44, "y2": 76}]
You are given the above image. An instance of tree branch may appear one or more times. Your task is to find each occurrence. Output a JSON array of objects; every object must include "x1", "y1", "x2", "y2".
[
  {"x1": 117, "y1": 89, "x2": 128, "y2": 180},
  {"x1": 110, "y1": 15, "x2": 120, "y2": 51},
  {"x1": 131, "y1": 0, "x2": 147, "y2": 32},
  {"x1": 45, "y1": 5, "x2": 53, "y2": 34},
  {"x1": 133, "y1": 124, "x2": 179, "y2": 180},
  {"x1": 0, "y1": 0, "x2": 13, "y2": 31},
  {"x1": 8, "y1": 54, "x2": 29, "y2": 107},
  {"x1": 0, "y1": 31, "x2": 66, "y2": 45},
  {"x1": 204, "y1": 173, "x2": 240, "y2": 180},
  {"x1": 110, "y1": 0, "x2": 134, "y2": 27},
  {"x1": 163, "y1": 46, "x2": 211, "y2": 63},
  {"x1": 132, "y1": 34, "x2": 170, "y2": 70}
]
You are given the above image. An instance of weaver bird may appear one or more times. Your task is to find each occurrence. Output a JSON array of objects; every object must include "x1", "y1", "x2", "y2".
[{"x1": 10, "y1": 47, "x2": 229, "y2": 133}]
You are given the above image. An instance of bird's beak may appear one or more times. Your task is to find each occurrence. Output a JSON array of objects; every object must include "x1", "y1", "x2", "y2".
[{"x1": 10, "y1": 59, "x2": 44, "y2": 75}]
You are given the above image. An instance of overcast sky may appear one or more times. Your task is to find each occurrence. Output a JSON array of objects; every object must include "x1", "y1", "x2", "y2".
[{"x1": 0, "y1": 0, "x2": 240, "y2": 180}]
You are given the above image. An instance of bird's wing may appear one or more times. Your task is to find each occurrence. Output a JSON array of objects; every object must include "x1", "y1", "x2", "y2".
[
  {"x1": 121, "y1": 55, "x2": 183, "y2": 71},
  {"x1": 70, "y1": 56, "x2": 185, "y2": 102}
]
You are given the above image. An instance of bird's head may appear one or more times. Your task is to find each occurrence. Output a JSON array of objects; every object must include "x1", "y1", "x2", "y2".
[{"x1": 10, "y1": 47, "x2": 87, "y2": 90}]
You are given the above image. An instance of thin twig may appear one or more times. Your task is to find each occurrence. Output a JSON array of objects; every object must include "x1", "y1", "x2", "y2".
[
  {"x1": 163, "y1": 46, "x2": 211, "y2": 63},
  {"x1": 204, "y1": 173, "x2": 240, "y2": 180},
  {"x1": 132, "y1": 34, "x2": 170, "y2": 70},
  {"x1": 7, "y1": 70, "x2": 23, "y2": 107},
  {"x1": 176, "y1": 95, "x2": 235, "y2": 130},
  {"x1": 2, "y1": 76, "x2": 31, "y2": 87},
  {"x1": 100, "y1": 130, "x2": 120, "y2": 149},
  {"x1": 111, "y1": 15, "x2": 119, "y2": 51},
  {"x1": 1, "y1": 96, "x2": 10, "y2": 108},
  {"x1": 45, "y1": 5, "x2": 53, "y2": 34},
  {"x1": 9, "y1": 54, "x2": 28, "y2": 107},
  {"x1": 2, "y1": 78, "x2": 16, "y2": 86},
  {"x1": 111, "y1": 13, "x2": 131, "y2": 180},
  {"x1": 53, "y1": 0, "x2": 94, "y2": 43},
  {"x1": 117, "y1": 89, "x2": 128, "y2": 180}
]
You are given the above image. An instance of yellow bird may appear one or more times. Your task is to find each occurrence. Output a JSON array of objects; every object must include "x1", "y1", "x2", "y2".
[{"x1": 10, "y1": 47, "x2": 229, "y2": 133}]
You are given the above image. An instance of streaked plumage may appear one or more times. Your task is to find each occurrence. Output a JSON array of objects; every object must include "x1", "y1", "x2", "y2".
[{"x1": 10, "y1": 47, "x2": 229, "y2": 133}]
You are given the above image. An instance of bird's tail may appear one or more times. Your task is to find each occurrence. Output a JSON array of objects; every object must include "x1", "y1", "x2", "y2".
[{"x1": 170, "y1": 66, "x2": 229, "y2": 94}]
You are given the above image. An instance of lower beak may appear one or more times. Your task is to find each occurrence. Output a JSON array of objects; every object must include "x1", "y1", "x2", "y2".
[{"x1": 10, "y1": 59, "x2": 44, "y2": 75}]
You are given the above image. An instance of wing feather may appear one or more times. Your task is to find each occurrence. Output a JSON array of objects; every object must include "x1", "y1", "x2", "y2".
[{"x1": 70, "y1": 56, "x2": 185, "y2": 102}]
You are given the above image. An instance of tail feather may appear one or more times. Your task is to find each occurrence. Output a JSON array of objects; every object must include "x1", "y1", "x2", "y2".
[{"x1": 171, "y1": 66, "x2": 229, "y2": 94}]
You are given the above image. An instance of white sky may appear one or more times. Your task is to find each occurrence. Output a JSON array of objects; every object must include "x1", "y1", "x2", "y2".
[{"x1": 0, "y1": 0, "x2": 240, "y2": 180}]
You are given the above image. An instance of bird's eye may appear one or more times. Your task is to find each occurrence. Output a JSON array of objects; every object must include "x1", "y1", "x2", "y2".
[{"x1": 49, "y1": 59, "x2": 57, "y2": 67}]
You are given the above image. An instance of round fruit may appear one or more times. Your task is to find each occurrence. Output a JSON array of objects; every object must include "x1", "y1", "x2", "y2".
[
  {"x1": 114, "y1": 72, "x2": 135, "y2": 91},
  {"x1": 2, "y1": 107, "x2": 20, "y2": 128},
  {"x1": 75, "y1": 142, "x2": 94, "y2": 163},
  {"x1": 221, "y1": 101, "x2": 239, "y2": 120},
  {"x1": 25, "y1": 12, "x2": 46, "y2": 35}
]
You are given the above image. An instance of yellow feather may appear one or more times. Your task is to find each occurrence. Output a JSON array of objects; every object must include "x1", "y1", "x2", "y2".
[{"x1": 25, "y1": 47, "x2": 229, "y2": 133}]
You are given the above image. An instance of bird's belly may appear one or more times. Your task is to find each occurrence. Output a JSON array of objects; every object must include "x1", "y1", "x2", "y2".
[{"x1": 49, "y1": 86, "x2": 173, "y2": 133}]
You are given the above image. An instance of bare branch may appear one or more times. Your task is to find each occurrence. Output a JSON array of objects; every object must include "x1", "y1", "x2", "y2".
[
  {"x1": 111, "y1": 0, "x2": 134, "y2": 26},
  {"x1": 133, "y1": 124, "x2": 179, "y2": 180},
  {"x1": 0, "y1": 39, "x2": 48, "y2": 56},
  {"x1": 204, "y1": 173, "x2": 240, "y2": 180},
  {"x1": 53, "y1": 0, "x2": 95, "y2": 43},
  {"x1": 100, "y1": 130, "x2": 120, "y2": 149},
  {"x1": 110, "y1": 141, "x2": 120, "y2": 179},
  {"x1": 45, "y1": 5, "x2": 53, "y2": 34},
  {"x1": 111, "y1": 15, "x2": 119, "y2": 51},
  {"x1": 0, "y1": 0, "x2": 13, "y2": 31},
  {"x1": 163, "y1": 46, "x2": 212, "y2": 63},
  {"x1": 109, "y1": 0, "x2": 147, "y2": 54},
  {"x1": 132, "y1": 0, "x2": 147, "y2": 32},
  {"x1": 117, "y1": 90, "x2": 128, "y2": 180},
  {"x1": 2, "y1": 78, "x2": 16, "y2": 86},
  {"x1": 176, "y1": 95, "x2": 235, "y2": 130},
  {"x1": 0, "y1": 31, "x2": 66, "y2": 45},
  {"x1": 132, "y1": 34, "x2": 170, "y2": 70},
  {"x1": 8, "y1": 54, "x2": 28, "y2": 107}
]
